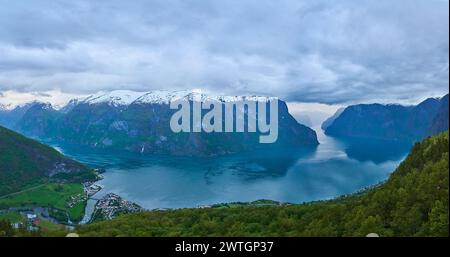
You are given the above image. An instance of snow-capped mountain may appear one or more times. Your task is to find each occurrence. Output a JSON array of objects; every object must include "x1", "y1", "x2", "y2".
[
  {"x1": 11, "y1": 102, "x2": 59, "y2": 138},
  {"x1": 0, "y1": 101, "x2": 51, "y2": 129},
  {"x1": 1, "y1": 90, "x2": 319, "y2": 156},
  {"x1": 60, "y1": 98, "x2": 82, "y2": 113},
  {"x1": 0, "y1": 103, "x2": 15, "y2": 111},
  {"x1": 134, "y1": 90, "x2": 199, "y2": 105},
  {"x1": 82, "y1": 90, "x2": 147, "y2": 106},
  {"x1": 75, "y1": 90, "x2": 277, "y2": 108}
]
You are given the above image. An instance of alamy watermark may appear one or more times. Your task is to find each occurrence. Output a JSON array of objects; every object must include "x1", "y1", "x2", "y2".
[{"x1": 169, "y1": 98, "x2": 279, "y2": 143}]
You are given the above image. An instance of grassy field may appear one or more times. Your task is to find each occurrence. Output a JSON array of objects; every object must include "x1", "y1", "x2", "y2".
[
  {"x1": 38, "y1": 219, "x2": 66, "y2": 232},
  {"x1": 0, "y1": 183, "x2": 86, "y2": 222},
  {"x1": 0, "y1": 211, "x2": 23, "y2": 223},
  {"x1": 68, "y1": 201, "x2": 87, "y2": 222}
]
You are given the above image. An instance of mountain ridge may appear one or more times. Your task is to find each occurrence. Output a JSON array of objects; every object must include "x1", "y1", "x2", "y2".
[
  {"x1": 0, "y1": 90, "x2": 319, "y2": 156},
  {"x1": 0, "y1": 126, "x2": 97, "y2": 196},
  {"x1": 323, "y1": 94, "x2": 449, "y2": 141},
  {"x1": 74, "y1": 90, "x2": 280, "y2": 107}
]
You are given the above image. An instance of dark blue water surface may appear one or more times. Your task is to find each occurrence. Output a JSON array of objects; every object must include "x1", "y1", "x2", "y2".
[{"x1": 53, "y1": 128, "x2": 412, "y2": 215}]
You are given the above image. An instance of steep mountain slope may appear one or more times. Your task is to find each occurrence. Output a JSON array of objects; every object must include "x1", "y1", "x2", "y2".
[
  {"x1": 429, "y1": 94, "x2": 449, "y2": 135},
  {"x1": 8, "y1": 90, "x2": 319, "y2": 156},
  {"x1": 0, "y1": 104, "x2": 7, "y2": 127},
  {"x1": 76, "y1": 132, "x2": 449, "y2": 237},
  {"x1": 324, "y1": 94, "x2": 449, "y2": 141},
  {"x1": 0, "y1": 126, "x2": 96, "y2": 196},
  {"x1": 0, "y1": 102, "x2": 36, "y2": 129},
  {"x1": 13, "y1": 102, "x2": 61, "y2": 139},
  {"x1": 56, "y1": 97, "x2": 317, "y2": 155},
  {"x1": 321, "y1": 107, "x2": 345, "y2": 130}
]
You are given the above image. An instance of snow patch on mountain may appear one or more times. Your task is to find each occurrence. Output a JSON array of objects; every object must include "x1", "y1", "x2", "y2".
[
  {"x1": 0, "y1": 101, "x2": 54, "y2": 112},
  {"x1": 134, "y1": 90, "x2": 193, "y2": 104},
  {"x1": 0, "y1": 103, "x2": 15, "y2": 111},
  {"x1": 82, "y1": 90, "x2": 146, "y2": 106},
  {"x1": 78, "y1": 90, "x2": 277, "y2": 107},
  {"x1": 40, "y1": 102, "x2": 55, "y2": 110}
]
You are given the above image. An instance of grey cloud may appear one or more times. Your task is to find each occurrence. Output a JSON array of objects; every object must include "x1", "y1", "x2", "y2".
[
  {"x1": 0, "y1": 0, "x2": 448, "y2": 104},
  {"x1": 31, "y1": 92, "x2": 52, "y2": 97}
]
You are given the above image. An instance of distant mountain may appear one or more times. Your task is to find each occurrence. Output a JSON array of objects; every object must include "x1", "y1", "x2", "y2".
[
  {"x1": 59, "y1": 98, "x2": 81, "y2": 114},
  {"x1": 0, "y1": 102, "x2": 37, "y2": 129},
  {"x1": 323, "y1": 94, "x2": 449, "y2": 141},
  {"x1": 0, "y1": 104, "x2": 7, "y2": 126},
  {"x1": 13, "y1": 102, "x2": 61, "y2": 139},
  {"x1": 2, "y1": 90, "x2": 319, "y2": 156},
  {"x1": 429, "y1": 94, "x2": 449, "y2": 135},
  {"x1": 0, "y1": 126, "x2": 96, "y2": 196},
  {"x1": 321, "y1": 107, "x2": 345, "y2": 130}
]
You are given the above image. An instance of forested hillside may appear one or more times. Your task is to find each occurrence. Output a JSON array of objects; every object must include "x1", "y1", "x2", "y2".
[{"x1": 0, "y1": 126, "x2": 96, "y2": 196}]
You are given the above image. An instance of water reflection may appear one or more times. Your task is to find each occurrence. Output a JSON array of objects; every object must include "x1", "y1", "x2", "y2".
[
  {"x1": 314, "y1": 128, "x2": 411, "y2": 164},
  {"x1": 49, "y1": 128, "x2": 411, "y2": 211},
  {"x1": 342, "y1": 138, "x2": 412, "y2": 164},
  {"x1": 53, "y1": 143, "x2": 318, "y2": 180}
]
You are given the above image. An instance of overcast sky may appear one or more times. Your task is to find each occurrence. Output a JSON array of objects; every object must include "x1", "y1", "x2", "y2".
[{"x1": 0, "y1": 0, "x2": 448, "y2": 106}]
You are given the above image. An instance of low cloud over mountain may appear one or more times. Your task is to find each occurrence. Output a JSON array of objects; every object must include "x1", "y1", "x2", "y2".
[{"x1": 0, "y1": 0, "x2": 448, "y2": 105}]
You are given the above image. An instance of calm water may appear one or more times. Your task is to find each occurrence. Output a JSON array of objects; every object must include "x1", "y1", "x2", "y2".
[{"x1": 52, "y1": 128, "x2": 412, "y2": 221}]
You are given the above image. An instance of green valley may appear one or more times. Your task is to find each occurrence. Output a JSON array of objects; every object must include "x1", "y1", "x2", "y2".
[
  {"x1": 0, "y1": 126, "x2": 98, "y2": 228},
  {"x1": 0, "y1": 183, "x2": 86, "y2": 222}
]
